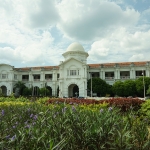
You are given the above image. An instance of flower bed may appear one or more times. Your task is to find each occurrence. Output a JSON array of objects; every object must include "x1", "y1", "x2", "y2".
[
  {"x1": 46, "y1": 97, "x2": 144, "y2": 111},
  {"x1": 0, "y1": 97, "x2": 149, "y2": 149}
]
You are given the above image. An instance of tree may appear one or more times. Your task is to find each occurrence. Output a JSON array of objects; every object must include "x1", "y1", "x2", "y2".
[
  {"x1": 39, "y1": 88, "x2": 50, "y2": 96},
  {"x1": 112, "y1": 81, "x2": 124, "y2": 97},
  {"x1": 123, "y1": 80, "x2": 136, "y2": 97},
  {"x1": 22, "y1": 87, "x2": 32, "y2": 96},
  {"x1": 14, "y1": 81, "x2": 26, "y2": 96},
  {"x1": 87, "y1": 77, "x2": 110, "y2": 96},
  {"x1": 135, "y1": 77, "x2": 150, "y2": 97},
  {"x1": 146, "y1": 85, "x2": 150, "y2": 96},
  {"x1": 0, "y1": 87, "x2": 3, "y2": 96}
]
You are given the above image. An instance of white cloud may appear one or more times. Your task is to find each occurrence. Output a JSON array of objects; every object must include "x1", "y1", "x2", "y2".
[
  {"x1": 0, "y1": 0, "x2": 150, "y2": 67},
  {"x1": 57, "y1": 0, "x2": 140, "y2": 41},
  {"x1": 129, "y1": 54, "x2": 144, "y2": 62},
  {"x1": 88, "y1": 28, "x2": 150, "y2": 63}
]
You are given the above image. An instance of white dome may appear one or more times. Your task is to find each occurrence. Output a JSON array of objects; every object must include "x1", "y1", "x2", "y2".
[{"x1": 66, "y1": 42, "x2": 85, "y2": 52}]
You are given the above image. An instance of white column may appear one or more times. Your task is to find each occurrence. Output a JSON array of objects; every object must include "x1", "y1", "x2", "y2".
[
  {"x1": 40, "y1": 72, "x2": 44, "y2": 81},
  {"x1": 146, "y1": 68, "x2": 150, "y2": 77},
  {"x1": 115, "y1": 69, "x2": 118, "y2": 79},
  {"x1": 118, "y1": 69, "x2": 120, "y2": 79},
  {"x1": 52, "y1": 83, "x2": 56, "y2": 96},
  {"x1": 100, "y1": 70, "x2": 103, "y2": 79},
  {"x1": 103, "y1": 71, "x2": 105, "y2": 80},
  {"x1": 132, "y1": 69, "x2": 136, "y2": 79},
  {"x1": 130, "y1": 70, "x2": 133, "y2": 79},
  {"x1": 29, "y1": 73, "x2": 33, "y2": 82}
]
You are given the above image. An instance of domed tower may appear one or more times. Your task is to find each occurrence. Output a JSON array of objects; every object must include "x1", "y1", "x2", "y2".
[
  {"x1": 59, "y1": 42, "x2": 89, "y2": 98},
  {"x1": 62, "y1": 42, "x2": 89, "y2": 63}
]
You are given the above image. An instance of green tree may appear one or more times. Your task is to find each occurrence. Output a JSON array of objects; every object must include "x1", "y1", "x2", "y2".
[
  {"x1": 14, "y1": 81, "x2": 26, "y2": 96},
  {"x1": 22, "y1": 87, "x2": 32, "y2": 96},
  {"x1": 112, "y1": 81, "x2": 124, "y2": 97},
  {"x1": 146, "y1": 85, "x2": 150, "y2": 96},
  {"x1": 87, "y1": 77, "x2": 110, "y2": 96},
  {"x1": 123, "y1": 80, "x2": 136, "y2": 97},
  {"x1": 0, "y1": 87, "x2": 3, "y2": 97},
  {"x1": 39, "y1": 88, "x2": 50, "y2": 96},
  {"x1": 135, "y1": 77, "x2": 150, "y2": 97}
]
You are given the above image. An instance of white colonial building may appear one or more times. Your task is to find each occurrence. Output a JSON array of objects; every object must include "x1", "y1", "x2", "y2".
[{"x1": 0, "y1": 42, "x2": 150, "y2": 97}]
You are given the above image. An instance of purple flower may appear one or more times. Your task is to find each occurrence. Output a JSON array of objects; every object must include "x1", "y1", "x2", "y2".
[
  {"x1": 100, "y1": 108, "x2": 104, "y2": 113},
  {"x1": 33, "y1": 115, "x2": 38, "y2": 120},
  {"x1": 25, "y1": 124, "x2": 31, "y2": 128},
  {"x1": 30, "y1": 114, "x2": 33, "y2": 118},
  {"x1": 62, "y1": 107, "x2": 67, "y2": 113},
  {"x1": 108, "y1": 107, "x2": 113, "y2": 111},
  {"x1": 1, "y1": 110, "x2": 4, "y2": 116},
  {"x1": 5, "y1": 135, "x2": 10, "y2": 139},
  {"x1": 24, "y1": 121, "x2": 28, "y2": 125},
  {"x1": 32, "y1": 122, "x2": 36, "y2": 125},
  {"x1": 12, "y1": 125, "x2": 16, "y2": 128},
  {"x1": 11, "y1": 135, "x2": 16, "y2": 141},
  {"x1": 72, "y1": 106, "x2": 76, "y2": 112}
]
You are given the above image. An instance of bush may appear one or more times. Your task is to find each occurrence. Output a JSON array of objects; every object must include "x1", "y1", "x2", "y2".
[{"x1": 0, "y1": 97, "x2": 150, "y2": 149}]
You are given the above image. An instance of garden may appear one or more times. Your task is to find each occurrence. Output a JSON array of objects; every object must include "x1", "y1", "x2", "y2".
[{"x1": 0, "y1": 96, "x2": 150, "y2": 149}]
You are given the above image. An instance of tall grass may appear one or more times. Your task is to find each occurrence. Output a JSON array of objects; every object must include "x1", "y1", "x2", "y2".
[{"x1": 0, "y1": 98, "x2": 150, "y2": 149}]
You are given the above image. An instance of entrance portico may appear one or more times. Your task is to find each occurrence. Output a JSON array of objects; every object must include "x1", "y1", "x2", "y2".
[
  {"x1": 58, "y1": 42, "x2": 89, "y2": 98},
  {"x1": 68, "y1": 84, "x2": 79, "y2": 97}
]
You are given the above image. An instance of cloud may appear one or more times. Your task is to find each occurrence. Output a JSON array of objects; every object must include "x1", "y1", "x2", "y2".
[
  {"x1": 0, "y1": 0, "x2": 150, "y2": 68},
  {"x1": 88, "y1": 28, "x2": 150, "y2": 63},
  {"x1": 21, "y1": 0, "x2": 60, "y2": 28},
  {"x1": 57, "y1": 0, "x2": 140, "y2": 41},
  {"x1": 129, "y1": 54, "x2": 144, "y2": 62}
]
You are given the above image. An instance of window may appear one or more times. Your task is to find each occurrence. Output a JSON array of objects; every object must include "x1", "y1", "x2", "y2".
[
  {"x1": 14, "y1": 74, "x2": 17, "y2": 80},
  {"x1": 2, "y1": 74, "x2": 8, "y2": 79},
  {"x1": 70, "y1": 70, "x2": 76, "y2": 76}
]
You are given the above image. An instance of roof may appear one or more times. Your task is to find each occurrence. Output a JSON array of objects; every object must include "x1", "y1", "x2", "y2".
[
  {"x1": 14, "y1": 66, "x2": 59, "y2": 71},
  {"x1": 13, "y1": 61, "x2": 149, "y2": 71},
  {"x1": 66, "y1": 42, "x2": 85, "y2": 52},
  {"x1": 88, "y1": 61, "x2": 149, "y2": 68}
]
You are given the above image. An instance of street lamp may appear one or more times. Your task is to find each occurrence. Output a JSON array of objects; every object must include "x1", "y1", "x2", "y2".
[
  {"x1": 90, "y1": 73, "x2": 92, "y2": 97},
  {"x1": 142, "y1": 70, "x2": 145, "y2": 100}
]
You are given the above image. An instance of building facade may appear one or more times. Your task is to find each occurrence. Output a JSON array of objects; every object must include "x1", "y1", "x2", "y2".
[{"x1": 0, "y1": 42, "x2": 150, "y2": 97}]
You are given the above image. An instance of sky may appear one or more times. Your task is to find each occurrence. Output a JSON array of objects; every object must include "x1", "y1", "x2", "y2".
[{"x1": 0, "y1": 0, "x2": 150, "y2": 68}]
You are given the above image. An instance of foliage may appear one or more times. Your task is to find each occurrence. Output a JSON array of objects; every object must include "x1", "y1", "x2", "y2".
[
  {"x1": 140, "y1": 100, "x2": 150, "y2": 124},
  {"x1": 39, "y1": 88, "x2": 50, "y2": 96},
  {"x1": 87, "y1": 77, "x2": 110, "y2": 96},
  {"x1": 146, "y1": 85, "x2": 150, "y2": 96},
  {"x1": 0, "y1": 97, "x2": 150, "y2": 149},
  {"x1": 22, "y1": 87, "x2": 32, "y2": 96},
  {"x1": 112, "y1": 81, "x2": 124, "y2": 96},
  {"x1": 0, "y1": 100, "x2": 150, "y2": 149},
  {"x1": 14, "y1": 81, "x2": 26, "y2": 96},
  {"x1": 123, "y1": 80, "x2": 136, "y2": 97},
  {"x1": 135, "y1": 77, "x2": 150, "y2": 97},
  {"x1": 0, "y1": 87, "x2": 3, "y2": 97}
]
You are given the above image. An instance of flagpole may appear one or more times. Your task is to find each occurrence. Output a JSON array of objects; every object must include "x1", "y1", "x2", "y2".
[{"x1": 142, "y1": 70, "x2": 145, "y2": 100}]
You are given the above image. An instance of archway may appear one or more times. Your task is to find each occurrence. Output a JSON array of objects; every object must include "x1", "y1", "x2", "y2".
[
  {"x1": 33, "y1": 86, "x2": 39, "y2": 96},
  {"x1": 1, "y1": 86, "x2": 7, "y2": 96},
  {"x1": 57, "y1": 86, "x2": 59, "y2": 97},
  {"x1": 46, "y1": 86, "x2": 52, "y2": 97},
  {"x1": 68, "y1": 84, "x2": 79, "y2": 98}
]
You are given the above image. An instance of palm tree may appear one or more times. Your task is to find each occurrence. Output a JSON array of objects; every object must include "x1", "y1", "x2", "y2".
[{"x1": 14, "y1": 81, "x2": 26, "y2": 96}]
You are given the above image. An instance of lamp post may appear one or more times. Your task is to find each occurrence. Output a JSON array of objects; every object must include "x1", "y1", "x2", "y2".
[
  {"x1": 142, "y1": 70, "x2": 145, "y2": 100},
  {"x1": 91, "y1": 73, "x2": 92, "y2": 97}
]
